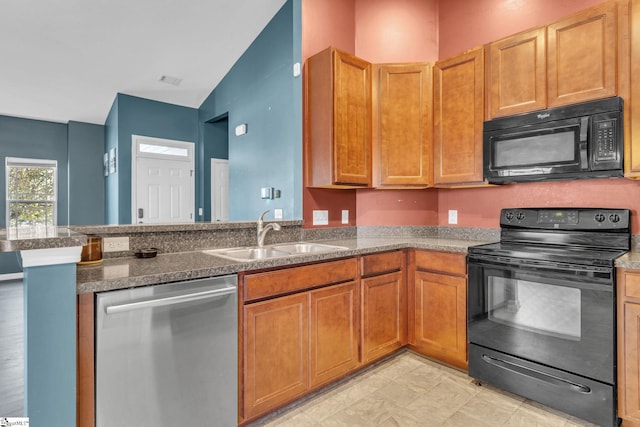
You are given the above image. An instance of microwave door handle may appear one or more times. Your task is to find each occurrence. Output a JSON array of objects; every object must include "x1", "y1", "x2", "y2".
[
  {"x1": 579, "y1": 117, "x2": 589, "y2": 167},
  {"x1": 579, "y1": 117, "x2": 589, "y2": 142}
]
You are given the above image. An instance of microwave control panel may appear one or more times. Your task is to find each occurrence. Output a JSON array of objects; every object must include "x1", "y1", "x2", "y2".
[{"x1": 594, "y1": 119, "x2": 617, "y2": 162}]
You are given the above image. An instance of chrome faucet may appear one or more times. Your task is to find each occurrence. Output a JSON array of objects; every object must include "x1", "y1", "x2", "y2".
[{"x1": 257, "y1": 210, "x2": 281, "y2": 246}]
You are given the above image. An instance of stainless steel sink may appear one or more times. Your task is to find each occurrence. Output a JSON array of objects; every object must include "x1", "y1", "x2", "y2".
[
  {"x1": 271, "y1": 242, "x2": 348, "y2": 254},
  {"x1": 202, "y1": 242, "x2": 348, "y2": 262},
  {"x1": 203, "y1": 247, "x2": 291, "y2": 261}
]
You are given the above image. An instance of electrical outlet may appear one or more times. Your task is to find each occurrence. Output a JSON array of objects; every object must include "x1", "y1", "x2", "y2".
[
  {"x1": 274, "y1": 209, "x2": 283, "y2": 219},
  {"x1": 103, "y1": 236, "x2": 130, "y2": 252},
  {"x1": 312, "y1": 210, "x2": 329, "y2": 226},
  {"x1": 448, "y1": 210, "x2": 458, "y2": 225},
  {"x1": 341, "y1": 210, "x2": 349, "y2": 224}
]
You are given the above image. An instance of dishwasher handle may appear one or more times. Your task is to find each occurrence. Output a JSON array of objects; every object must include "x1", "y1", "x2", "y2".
[{"x1": 105, "y1": 286, "x2": 237, "y2": 314}]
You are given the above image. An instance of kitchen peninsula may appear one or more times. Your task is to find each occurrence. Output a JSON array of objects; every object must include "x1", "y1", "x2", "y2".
[{"x1": 0, "y1": 228, "x2": 85, "y2": 427}]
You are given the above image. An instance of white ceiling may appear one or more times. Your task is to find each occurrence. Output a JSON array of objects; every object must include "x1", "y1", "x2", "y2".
[{"x1": 0, "y1": 0, "x2": 287, "y2": 125}]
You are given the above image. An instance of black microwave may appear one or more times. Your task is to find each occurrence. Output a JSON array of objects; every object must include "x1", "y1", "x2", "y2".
[{"x1": 483, "y1": 97, "x2": 623, "y2": 184}]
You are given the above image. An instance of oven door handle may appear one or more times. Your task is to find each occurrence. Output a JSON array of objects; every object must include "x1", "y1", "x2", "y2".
[{"x1": 481, "y1": 354, "x2": 591, "y2": 394}]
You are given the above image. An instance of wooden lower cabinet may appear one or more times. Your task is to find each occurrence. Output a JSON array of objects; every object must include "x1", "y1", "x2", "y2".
[
  {"x1": 617, "y1": 269, "x2": 640, "y2": 426},
  {"x1": 409, "y1": 250, "x2": 468, "y2": 370},
  {"x1": 242, "y1": 293, "x2": 310, "y2": 420},
  {"x1": 360, "y1": 251, "x2": 407, "y2": 363},
  {"x1": 240, "y1": 258, "x2": 359, "y2": 423},
  {"x1": 309, "y1": 281, "x2": 359, "y2": 387}
]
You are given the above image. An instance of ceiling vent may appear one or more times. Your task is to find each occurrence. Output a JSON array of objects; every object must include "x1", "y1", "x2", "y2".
[{"x1": 158, "y1": 75, "x2": 183, "y2": 86}]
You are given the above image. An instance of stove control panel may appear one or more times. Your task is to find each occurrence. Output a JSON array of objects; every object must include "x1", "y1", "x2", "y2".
[{"x1": 501, "y1": 208, "x2": 630, "y2": 230}]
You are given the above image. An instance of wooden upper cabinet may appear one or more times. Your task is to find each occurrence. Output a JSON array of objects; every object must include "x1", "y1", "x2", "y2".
[
  {"x1": 488, "y1": 27, "x2": 547, "y2": 118},
  {"x1": 305, "y1": 47, "x2": 372, "y2": 188},
  {"x1": 627, "y1": 0, "x2": 640, "y2": 177},
  {"x1": 434, "y1": 46, "x2": 485, "y2": 185},
  {"x1": 373, "y1": 63, "x2": 433, "y2": 188},
  {"x1": 547, "y1": 1, "x2": 618, "y2": 107}
]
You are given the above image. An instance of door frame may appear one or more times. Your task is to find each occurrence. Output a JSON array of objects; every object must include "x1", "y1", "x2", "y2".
[
  {"x1": 211, "y1": 158, "x2": 229, "y2": 222},
  {"x1": 131, "y1": 135, "x2": 195, "y2": 224}
]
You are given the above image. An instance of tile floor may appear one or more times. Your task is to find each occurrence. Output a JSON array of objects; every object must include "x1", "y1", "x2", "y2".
[{"x1": 250, "y1": 351, "x2": 599, "y2": 427}]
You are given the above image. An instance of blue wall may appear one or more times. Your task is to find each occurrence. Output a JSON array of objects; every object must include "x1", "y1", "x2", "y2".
[
  {"x1": 68, "y1": 121, "x2": 105, "y2": 225},
  {"x1": 104, "y1": 94, "x2": 199, "y2": 224},
  {"x1": 0, "y1": 115, "x2": 104, "y2": 273},
  {"x1": 198, "y1": 0, "x2": 302, "y2": 221}
]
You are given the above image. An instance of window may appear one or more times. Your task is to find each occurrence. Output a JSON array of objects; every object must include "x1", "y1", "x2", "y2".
[{"x1": 5, "y1": 157, "x2": 57, "y2": 234}]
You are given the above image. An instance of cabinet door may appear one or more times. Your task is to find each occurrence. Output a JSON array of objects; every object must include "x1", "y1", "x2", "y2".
[
  {"x1": 412, "y1": 270, "x2": 467, "y2": 369},
  {"x1": 628, "y1": 0, "x2": 640, "y2": 177},
  {"x1": 374, "y1": 63, "x2": 433, "y2": 188},
  {"x1": 547, "y1": 1, "x2": 618, "y2": 107},
  {"x1": 621, "y1": 301, "x2": 640, "y2": 424},
  {"x1": 333, "y1": 50, "x2": 372, "y2": 186},
  {"x1": 361, "y1": 271, "x2": 407, "y2": 363},
  {"x1": 305, "y1": 47, "x2": 371, "y2": 188},
  {"x1": 309, "y1": 281, "x2": 359, "y2": 387},
  {"x1": 488, "y1": 27, "x2": 546, "y2": 118},
  {"x1": 243, "y1": 293, "x2": 309, "y2": 419},
  {"x1": 434, "y1": 47, "x2": 485, "y2": 185}
]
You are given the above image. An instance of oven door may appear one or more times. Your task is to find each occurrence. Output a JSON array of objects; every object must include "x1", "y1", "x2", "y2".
[{"x1": 467, "y1": 254, "x2": 615, "y2": 384}]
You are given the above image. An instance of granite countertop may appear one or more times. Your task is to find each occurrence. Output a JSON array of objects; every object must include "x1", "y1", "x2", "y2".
[
  {"x1": 0, "y1": 227, "x2": 87, "y2": 252},
  {"x1": 614, "y1": 251, "x2": 640, "y2": 269},
  {"x1": 76, "y1": 236, "x2": 487, "y2": 294}
]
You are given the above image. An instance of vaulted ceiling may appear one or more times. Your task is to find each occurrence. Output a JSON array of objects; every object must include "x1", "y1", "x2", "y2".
[{"x1": 0, "y1": 0, "x2": 286, "y2": 124}]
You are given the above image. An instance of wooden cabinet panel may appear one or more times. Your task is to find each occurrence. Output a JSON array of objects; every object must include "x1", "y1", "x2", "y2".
[
  {"x1": 627, "y1": 0, "x2": 640, "y2": 177},
  {"x1": 547, "y1": 1, "x2": 618, "y2": 107},
  {"x1": 434, "y1": 47, "x2": 485, "y2": 185},
  {"x1": 618, "y1": 269, "x2": 640, "y2": 426},
  {"x1": 360, "y1": 250, "x2": 404, "y2": 277},
  {"x1": 242, "y1": 293, "x2": 309, "y2": 419},
  {"x1": 620, "y1": 301, "x2": 640, "y2": 424},
  {"x1": 373, "y1": 63, "x2": 433, "y2": 188},
  {"x1": 309, "y1": 281, "x2": 359, "y2": 387},
  {"x1": 412, "y1": 270, "x2": 467, "y2": 369},
  {"x1": 77, "y1": 293, "x2": 95, "y2": 427},
  {"x1": 488, "y1": 27, "x2": 547, "y2": 118},
  {"x1": 243, "y1": 258, "x2": 357, "y2": 302},
  {"x1": 414, "y1": 250, "x2": 466, "y2": 277},
  {"x1": 361, "y1": 271, "x2": 407, "y2": 363},
  {"x1": 305, "y1": 47, "x2": 372, "y2": 188}
]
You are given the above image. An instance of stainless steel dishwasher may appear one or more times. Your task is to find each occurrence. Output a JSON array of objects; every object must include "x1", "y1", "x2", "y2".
[{"x1": 96, "y1": 275, "x2": 237, "y2": 427}]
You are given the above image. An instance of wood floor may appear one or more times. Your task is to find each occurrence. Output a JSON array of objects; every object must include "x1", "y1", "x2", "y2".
[{"x1": 0, "y1": 279, "x2": 24, "y2": 417}]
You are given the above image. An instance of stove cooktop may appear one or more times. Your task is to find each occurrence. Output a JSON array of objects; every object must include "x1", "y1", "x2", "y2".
[{"x1": 467, "y1": 241, "x2": 628, "y2": 268}]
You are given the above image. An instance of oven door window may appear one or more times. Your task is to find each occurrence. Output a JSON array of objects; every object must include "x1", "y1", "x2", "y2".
[
  {"x1": 468, "y1": 262, "x2": 614, "y2": 384},
  {"x1": 488, "y1": 277, "x2": 580, "y2": 341}
]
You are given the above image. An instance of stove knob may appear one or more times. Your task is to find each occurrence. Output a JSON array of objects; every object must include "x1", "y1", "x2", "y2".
[
  {"x1": 595, "y1": 213, "x2": 606, "y2": 223},
  {"x1": 505, "y1": 211, "x2": 514, "y2": 221},
  {"x1": 516, "y1": 211, "x2": 526, "y2": 221},
  {"x1": 609, "y1": 213, "x2": 620, "y2": 223}
]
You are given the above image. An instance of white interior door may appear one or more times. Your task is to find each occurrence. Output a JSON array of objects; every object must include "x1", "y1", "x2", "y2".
[
  {"x1": 211, "y1": 158, "x2": 229, "y2": 221},
  {"x1": 132, "y1": 136, "x2": 194, "y2": 224}
]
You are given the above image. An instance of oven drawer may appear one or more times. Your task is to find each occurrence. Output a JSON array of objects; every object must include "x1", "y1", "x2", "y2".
[{"x1": 469, "y1": 344, "x2": 616, "y2": 427}]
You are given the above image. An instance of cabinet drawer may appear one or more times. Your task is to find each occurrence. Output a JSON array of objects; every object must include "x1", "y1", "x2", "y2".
[
  {"x1": 414, "y1": 250, "x2": 466, "y2": 277},
  {"x1": 243, "y1": 258, "x2": 357, "y2": 302},
  {"x1": 361, "y1": 250, "x2": 404, "y2": 277},
  {"x1": 624, "y1": 271, "x2": 640, "y2": 300}
]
